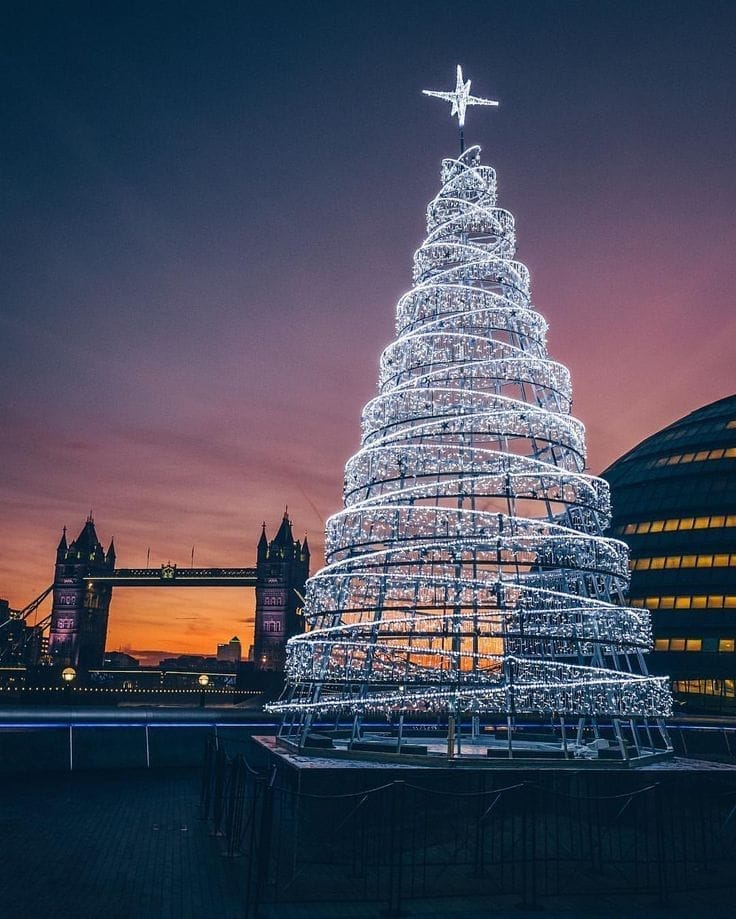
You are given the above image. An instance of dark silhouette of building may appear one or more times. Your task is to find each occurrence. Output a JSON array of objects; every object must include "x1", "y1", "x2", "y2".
[
  {"x1": 47, "y1": 515, "x2": 114, "y2": 670},
  {"x1": 103, "y1": 651, "x2": 140, "y2": 668},
  {"x1": 602, "y1": 394, "x2": 736, "y2": 711},
  {"x1": 0, "y1": 598, "x2": 43, "y2": 665},
  {"x1": 217, "y1": 635, "x2": 242, "y2": 662},
  {"x1": 254, "y1": 511, "x2": 309, "y2": 671}
]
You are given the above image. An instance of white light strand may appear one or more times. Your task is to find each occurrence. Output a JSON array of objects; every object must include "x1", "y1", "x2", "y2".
[{"x1": 268, "y1": 145, "x2": 671, "y2": 724}]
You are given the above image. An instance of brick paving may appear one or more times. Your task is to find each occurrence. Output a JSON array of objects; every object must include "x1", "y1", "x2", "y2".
[
  {"x1": 2, "y1": 762, "x2": 736, "y2": 918},
  {"x1": 0, "y1": 768, "x2": 244, "y2": 919}
]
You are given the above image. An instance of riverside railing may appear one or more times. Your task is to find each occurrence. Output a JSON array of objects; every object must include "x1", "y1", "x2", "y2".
[{"x1": 200, "y1": 733, "x2": 736, "y2": 917}]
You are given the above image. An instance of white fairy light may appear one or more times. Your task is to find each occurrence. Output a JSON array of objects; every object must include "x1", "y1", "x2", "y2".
[
  {"x1": 268, "y1": 124, "x2": 671, "y2": 753},
  {"x1": 423, "y1": 65, "x2": 498, "y2": 128}
]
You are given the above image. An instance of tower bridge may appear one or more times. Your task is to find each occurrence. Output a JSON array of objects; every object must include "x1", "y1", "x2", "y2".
[
  {"x1": 2, "y1": 511, "x2": 309, "y2": 674},
  {"x1": 87, "y1": 566, "x2": 258, "y2": 588}
]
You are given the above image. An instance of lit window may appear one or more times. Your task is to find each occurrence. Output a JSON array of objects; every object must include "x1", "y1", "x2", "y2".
[
  {"x1": 695, "y1": 451, "x2": 710, "y2": 462},
  {"x1": 681, "y1": 453, "x2": 696, "y2": 462},
  {"x1": 654, "y1": 639, "x2": 669, "y2": 651},
  {"x1": 650, "y1": 520, "x2": 665, "y2": 533},
  {"x1": 725, "y1": 448, "x2": 736, "y2": 458},
  {"x1": 728, "y1": 516, "x2": 736, "y2": 527},
  {"x1": 693, "y1": 517, "x2": 710, "y2": 529},
  {"x1": 691, "y1": 596, "x2": 707, "y2": 609},
  {"x1": 675, "y1": 597, "x2": 691, "y2": 609},
  {"x1": 624, "y1": 523, "x2": 636, "y2": 535},
  {"x1": 664, "y1": 519, "x2": 679, "y2": 531},
  {"x1": 714, "y1": 555, "x2": 730, "y2": 567},
  {"x1": 660, "y1": 596, "x2": 675, "y2": 608},
  {"x1": 680, "y1": 556, "x2": 697, "y2": 567},
  {"x1": 646, "y1": 596, "x2": 660, "y2": 609},
  {"x1": 697, "y1": 555, "x2": 713, "y2": 567},
  {"x1": 638, "y1": 522, "x2": 652, "y2": 534},
  {"x1": 679, "y1": 518, "x2": 694, "y2": 530},
  {"x1": 710, "y1": 449, "x2": 725, "y2": 459},
  {"x1": 665, "y1": 556, "x2": 681, "y2": 569},
  {"x1": 650, "y1": 557, "x2": 665, "y2": 570},
  {"x1": 708, "y1": 596, "x2": 725, "y2": 608},
  {"x1": 631, "y1": 598, "x2": 645, "y2": 608},
  {"x1": 725, "y1": 596, "x2": 736, "y2": 609},
  {"x1": 710, "y1": 516, "x2": 725, "y2": 527},
  {"x1": 727, "y1": 420, "x2": 736, "y2": 429},
  {"x1": 719, "y1": 639, "x2": 735, "y2": 652},
  {"x1": 670, "y1": 639, "x2": 686, "y2": 651},
  {"x1": 686, "y1": 639, "x2": 702, "y2": 651},
  {"x1": 666, "y1": 455, "x2": 681, "y2": 465}
]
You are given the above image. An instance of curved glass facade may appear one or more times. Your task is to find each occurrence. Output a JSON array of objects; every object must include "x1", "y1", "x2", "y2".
[{"x1": 603, "y1": 394, "x2": 736, "y2": 710}]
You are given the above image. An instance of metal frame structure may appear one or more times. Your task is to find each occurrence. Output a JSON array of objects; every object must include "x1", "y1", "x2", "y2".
[{"x1": 271, "y1": 113, "x2": 671, "y2": 761}]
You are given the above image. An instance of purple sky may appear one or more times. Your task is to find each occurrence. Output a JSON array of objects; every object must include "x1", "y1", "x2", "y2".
[{"x1": 2, "y1": 1, "x2": 734, "y2": 654}]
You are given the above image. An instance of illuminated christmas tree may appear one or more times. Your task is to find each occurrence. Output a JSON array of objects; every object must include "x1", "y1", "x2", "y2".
[{"x1": 271, "y1": 68, "x2": 672, "y2": 761}]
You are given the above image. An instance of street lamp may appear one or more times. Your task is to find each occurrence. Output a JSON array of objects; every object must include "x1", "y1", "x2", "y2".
[
  {"x1": 198, "y1": 673, "x2": 209, "y2": 708},
  {"x1": 61, "y1": 667, "x2": 76, "y2": 705}
]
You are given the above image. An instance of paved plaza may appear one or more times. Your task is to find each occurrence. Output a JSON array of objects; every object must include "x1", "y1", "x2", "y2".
[
  {"x1": 0, "y1": 768, "x2": 243, "y2": 919},
  {"x1": 3, "y1": 761, "x2": 736, "y2": 918}
]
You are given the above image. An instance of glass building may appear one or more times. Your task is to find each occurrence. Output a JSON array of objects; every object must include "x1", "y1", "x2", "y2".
[{"x1": 602, "y1": 394, "x2": 736, "y2": 711}]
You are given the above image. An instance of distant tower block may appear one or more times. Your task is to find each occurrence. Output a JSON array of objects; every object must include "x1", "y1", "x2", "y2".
[
  {"x1": 48, "y1": 515, "x2": 115, "y2": 670},
  {"x1": 254, "y1": 511, "x2": 309, "y2": 671}
]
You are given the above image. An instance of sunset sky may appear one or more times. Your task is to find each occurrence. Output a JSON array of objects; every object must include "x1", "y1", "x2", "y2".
[{"x1": 2, "y1": 1, "x2": 734, "y2": 657}]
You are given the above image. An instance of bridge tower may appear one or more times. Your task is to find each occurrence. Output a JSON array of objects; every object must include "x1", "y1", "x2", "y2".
[
  {"x1": 47, "y1": 515, "x2": 114, "y2": 671},
  {"x1": 253, "y1": 511, "x2": 309, "y2": 671}
]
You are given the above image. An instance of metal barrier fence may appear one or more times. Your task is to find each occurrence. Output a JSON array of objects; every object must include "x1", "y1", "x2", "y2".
[{"x1": 200, "y1": 735, "x2": 736, "y2": 917}]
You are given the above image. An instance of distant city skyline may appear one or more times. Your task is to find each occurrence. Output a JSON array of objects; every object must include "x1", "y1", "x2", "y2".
[{"x1": 2, "y1": 1, "x2": 734, "y2": 654}]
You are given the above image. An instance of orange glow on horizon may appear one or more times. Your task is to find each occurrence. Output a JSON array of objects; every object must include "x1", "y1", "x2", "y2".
[{"x1": 105, "y1": 588, "x2": 256, "y2": 662}]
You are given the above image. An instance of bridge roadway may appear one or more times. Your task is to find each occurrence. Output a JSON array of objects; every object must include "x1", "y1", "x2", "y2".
[{"x1": 86, "y1": 565, "x2": 258, "y2": 587}]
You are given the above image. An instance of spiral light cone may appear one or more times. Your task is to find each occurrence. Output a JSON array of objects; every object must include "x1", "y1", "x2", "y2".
[{"x1": 270, "y1": 146, "x2": 672, "y2": 761}]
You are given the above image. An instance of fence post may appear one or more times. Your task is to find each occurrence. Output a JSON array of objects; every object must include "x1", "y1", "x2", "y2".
[
  {"x1": 212, "y1": 745, "x2": 228, "y2": 835},
  {"x1": 381, "y1": 781, "x2": 407, "y2": 917},
  {"x1": 243, "y1": 773, "x2": 264, "y2": 919},
  {"x1": 251, "y1": 772, "x2": 275, "y2": 917},
  {"x1": 654, "y1": 783, "x2": 669, "y2": 906},
  {"x1": 200, "y1": 734, "x2": 214, "y2": 816}
]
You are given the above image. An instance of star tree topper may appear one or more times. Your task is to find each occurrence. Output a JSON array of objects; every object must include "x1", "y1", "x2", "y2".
[{"x1": 423, "y1": 65, "x2": 498, "y2": 151}]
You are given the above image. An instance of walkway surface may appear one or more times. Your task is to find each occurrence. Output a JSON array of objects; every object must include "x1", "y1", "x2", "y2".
[
  {"x1": 2, "y1": 764, "x2": 736, "y2": 918},
  {"x1": 0, "y1": 768, "x2": 243, "y2": 919}
]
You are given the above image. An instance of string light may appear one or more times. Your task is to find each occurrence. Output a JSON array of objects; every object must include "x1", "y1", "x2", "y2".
[{"x1": 268, "y1": 142, "x2": 671, "y2": 735}]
